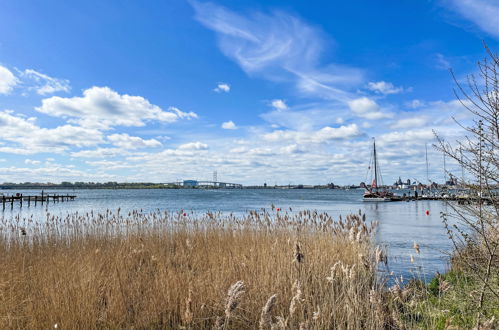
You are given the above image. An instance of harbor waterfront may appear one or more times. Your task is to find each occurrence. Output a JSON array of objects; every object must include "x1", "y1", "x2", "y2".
[{"x1": 1, "y1": 188, "x2": 457, "y2": 279}]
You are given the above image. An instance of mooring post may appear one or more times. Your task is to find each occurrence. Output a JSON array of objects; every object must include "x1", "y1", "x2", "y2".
[
  {"x1": 2, "y1": 196, "x2": 5, "y2": 210},
  {"x1": 41, "y1": 191, "x2": 44, "y2": 205},
  {"x1": 20, "y1": 194, "x2": 22, "y2": 208},
  {"x1": 11, "y1": 196, "x2": 14, "y2": 209},
  {"x1": 28, "y1": 196, "x2": 30, "y2": 207}
]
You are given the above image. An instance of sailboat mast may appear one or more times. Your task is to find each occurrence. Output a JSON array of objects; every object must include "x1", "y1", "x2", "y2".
[
  {"x1": 460, "y1": 146, "x2": 464, "y2": 185},
  {"x1": 425, "y1": 143, "x2": 429, "y2": 184},
  {"x1": 443, "y1": 153, "x2": 447, "y2": 184},
  {"x1": 373, "y1": 138, "x2": 378, "y2": 192}
]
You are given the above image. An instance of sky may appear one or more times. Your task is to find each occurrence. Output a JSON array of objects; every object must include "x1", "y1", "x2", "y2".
[{"x1": 0, "y1": 0, "x2": 498, "y2": 185}]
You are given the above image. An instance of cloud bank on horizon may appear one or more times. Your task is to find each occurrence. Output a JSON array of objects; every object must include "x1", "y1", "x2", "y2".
[{"x1": 0, "y1": 0, "x2": 497, "y2": 184}]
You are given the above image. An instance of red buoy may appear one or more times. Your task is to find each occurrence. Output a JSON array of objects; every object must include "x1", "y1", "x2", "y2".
[
  {"x1": 277, "y1": 208, "x2": 281, "y2": 212},
  {"x1": 183, "y1": 212, "x2": 187, "y2": 216},
  {"x1": 425, "y1": 210, "x2": 430, "y2": 215}
]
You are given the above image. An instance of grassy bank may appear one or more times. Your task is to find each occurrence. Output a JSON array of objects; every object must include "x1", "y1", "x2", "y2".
[
  {"x1": 395, "y1": 236, "x2": 499, "y2": 329},
  {"x1": 1, "y1": 209, "x2": 390, "y2": 329}
]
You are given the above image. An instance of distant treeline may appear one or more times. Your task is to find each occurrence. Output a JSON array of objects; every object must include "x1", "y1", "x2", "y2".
[
  {"x1": 0, "y1": 182, "x2": 180, "y2": 190},
  {"x1": 0, "y1": 182, "x2": 347, "y2": 190}
]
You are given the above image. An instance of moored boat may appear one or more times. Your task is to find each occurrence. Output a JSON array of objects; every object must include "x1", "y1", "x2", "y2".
[{"x1": 363, "y1": 138, "x2": 394, "y2": 202}]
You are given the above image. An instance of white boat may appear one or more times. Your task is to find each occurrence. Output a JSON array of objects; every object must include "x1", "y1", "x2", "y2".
[{"x1": 363, "y1": 138, "x2": 394, "y2": 202}]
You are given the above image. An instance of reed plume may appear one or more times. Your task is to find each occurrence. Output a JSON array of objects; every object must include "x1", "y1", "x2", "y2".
[
  {"x1": 224, "y1": 280, "x2": 245, "y2": 319},
  {"x1": 259, "y1": 294, "x2": 277, "y2": 330}
]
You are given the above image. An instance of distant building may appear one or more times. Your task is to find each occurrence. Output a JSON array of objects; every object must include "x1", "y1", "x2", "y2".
[
  {"x1": 445, "y1": 174, "x2": 458, "y2": 186},
  {"x1": 183, "y1": 180, "x2": 198, "y2": 187},
  {"x1": 393, "y1": 177, "x2": 414, "y2": 189}
]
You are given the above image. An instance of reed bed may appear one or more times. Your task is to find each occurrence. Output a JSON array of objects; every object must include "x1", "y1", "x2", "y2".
[{"x1": 0, "y1": 209, "x2": 391, "y2": 329}]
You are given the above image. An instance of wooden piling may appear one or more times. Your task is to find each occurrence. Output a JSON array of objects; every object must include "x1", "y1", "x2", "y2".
[{"x1": 0, "y1": 193, "x2": 76, "y2": 209}]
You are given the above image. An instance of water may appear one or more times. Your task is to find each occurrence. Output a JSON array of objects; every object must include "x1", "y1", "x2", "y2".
[{"x1": 1, "y1": 188, "x2": 456, "y2": 280}]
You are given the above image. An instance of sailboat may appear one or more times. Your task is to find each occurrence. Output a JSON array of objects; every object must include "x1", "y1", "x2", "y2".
[{"x1": 363, "y1": 138, "x2": 393, "y2": 202}]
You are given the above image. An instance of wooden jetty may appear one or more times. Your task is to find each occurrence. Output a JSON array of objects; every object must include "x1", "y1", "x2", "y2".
[{"x1": 1, "y1": 192, "x2": 76, "y2": 209}]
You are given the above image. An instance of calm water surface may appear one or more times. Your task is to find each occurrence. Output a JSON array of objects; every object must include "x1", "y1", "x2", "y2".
[{"x1": 1, "y1": 188, "x2": 457, "y2": 280}]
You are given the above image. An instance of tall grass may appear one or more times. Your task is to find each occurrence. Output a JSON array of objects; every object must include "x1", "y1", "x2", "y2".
[{"x1": 0, "y1": 209, "x2": 391, "y2": 329}]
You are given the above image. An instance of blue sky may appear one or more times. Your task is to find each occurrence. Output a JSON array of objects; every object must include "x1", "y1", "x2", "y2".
[{"x1": 0, "y1": 0, "x2": 498, "y2": 185}]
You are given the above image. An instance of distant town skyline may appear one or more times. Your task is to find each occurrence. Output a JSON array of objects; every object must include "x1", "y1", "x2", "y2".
[{"x1": 0, "y1": 0, "x2": 498, "y2": 185}]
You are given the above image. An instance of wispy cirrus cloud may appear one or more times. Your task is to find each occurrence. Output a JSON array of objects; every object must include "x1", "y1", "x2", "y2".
[
  {"x1": 0, "y1": 65, "x2": 71, "y2": 96},
  {"x1": 190, "y1": 1, "x2": 363, "y2": 102},
  {"x1": 444, "y1": 0, "x2": 499, "y2": 39},
  {"x1": 21, "y1": 69, "x2": 71, "y2": 95}
]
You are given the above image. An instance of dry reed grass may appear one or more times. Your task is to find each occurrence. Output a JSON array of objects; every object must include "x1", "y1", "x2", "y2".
[{"x1": 0, "y1": 209, "x2": 391, "y2": 329}]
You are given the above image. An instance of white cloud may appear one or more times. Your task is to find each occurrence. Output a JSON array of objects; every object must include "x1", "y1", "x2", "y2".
[
  {"x1": 263, "y1": 123, "x2": 362, "y2": 144},
  {"x1": 0, "y1": 110, "x2": 103, "y2": 154},
  {"x1": 446, "y1": 0, "x2": 499, "y2": 39},
  {"x1": 377, "y1": 129, "x2": 435, "y2": 145},
  {"x1": 347, "y1": 97, "x2": 393, "y2": 120},
  {"x1": 391, "y1": 116, "x2": 428, "y2": 129},
  {"x1": 107, "y1": 133, "x2": 162, "y2": 149},
  {"x1": 367, "y1": 81, "x2": 404, "y2": 95},
  {"x1": 0, "y1": 65, "x2": 18, "y2": 95},
  {"x1": 71, "y1": 148, "x2": 127, "y2": 158},
  {"x1": 214, "y1": 83, "x2": 231, "y2": 92},
  {"x1": 0, "y1": 165, "x2": 117, "y2": 183},
  {"x1": 36, "y1": 86, "x2": 198, "y2": 129},
  {"x1": 178, "y1": 142, "x2": 209, "y2": 150},
  {"x1": 191, "y1": 1, "x2": 363, "y2": 102},
  {"x1": 407, "y1": 99, "x2": 426, "y2": 109},
  {"x1": 247, "y1": 147, "x2": 276, "y2": 156},
  {"x1": 229, "y1": 146, "x2": 248, "y2": 153},
  {"x1": 25, "y1": 159, "x2": 41, "y2": 165},
  {"x1": 280, "y1": 144, "x2": 306, "y2": 154},
  {"x1": 221, "y1": 120, "x2": 238, "y2": 129},
  {"x1": 21, "y1": 69, "x2": 70, "y2": 95},
  {"x1": 434, "y1": 53, "x2": 451, "y2": 70},
  {"x1": 85, "y1": 160, "x2": 136, "y2": 170},
  {"x1": 271, "y1": 99, "x2": 288, "y2": 111},
  {"x1": 261, "y1": 101, "x2": 350, "y2": 131}
]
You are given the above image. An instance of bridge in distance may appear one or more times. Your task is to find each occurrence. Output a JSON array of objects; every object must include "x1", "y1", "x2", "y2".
[{"x1": 177, "y1": 180, "x2": 243, "y2": 189}]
